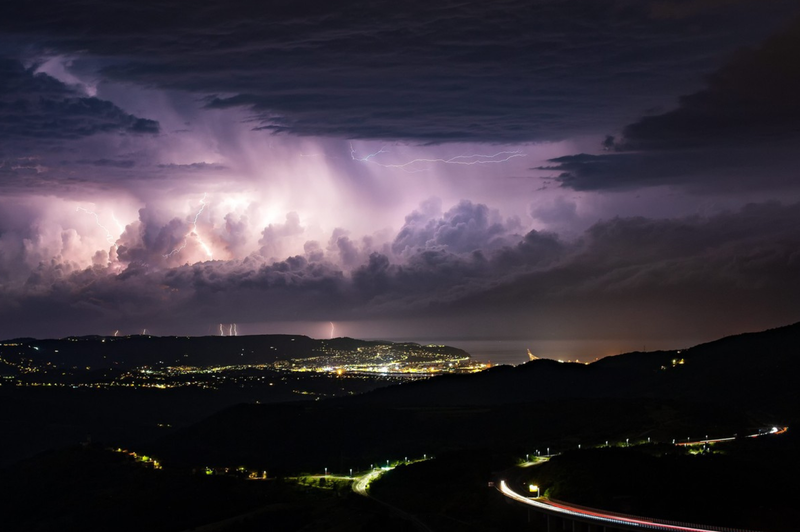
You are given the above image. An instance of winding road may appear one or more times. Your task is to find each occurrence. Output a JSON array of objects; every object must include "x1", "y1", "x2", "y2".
[
  {"x1": 352, "y1": 468, "x2": 434, "y2": 532},
  {"x1": 496, "y1": 426, "x2": 788, "y2": 532}
]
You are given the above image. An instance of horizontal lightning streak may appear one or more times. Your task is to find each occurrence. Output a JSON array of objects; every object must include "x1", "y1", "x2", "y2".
[{"x1": 350, "y1": 143, "x2": 526, "y2": 173}]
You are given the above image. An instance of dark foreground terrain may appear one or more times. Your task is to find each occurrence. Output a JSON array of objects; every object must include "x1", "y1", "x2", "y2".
[{"x1": 1, "y1": 322, "x2": 799, "y2": 530}]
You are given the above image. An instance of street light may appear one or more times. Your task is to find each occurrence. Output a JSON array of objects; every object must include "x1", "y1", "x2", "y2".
[
  {"x1": 626, "y1": 438, "x2": 629, "y2": 447},
  {"x1": 350, "y1": 468, "x2": 353, "y2": 477},
  {"x1": 529, "y1": 484, "x2": 540, "y2": 498},
  {"x1": 324, "y1": 467, "x2": 328, "y2": 476},
  {"x1": 526, "y1": 454, "x2": 529, "y2": 462}
]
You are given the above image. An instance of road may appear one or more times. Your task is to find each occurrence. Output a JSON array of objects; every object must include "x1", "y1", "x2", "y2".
[
  {"x1": 498, "y1": 481, "x2": 757, "y2": 532},
  {"x1": 677, "y1": 426, "x2": 788, "y2": 447},
  {"x1": 496, "y1": 426, "x2": 788, "y2": 532},
  {"x1": 352, "y1": 468, "x2": 434, "y2": 532},
  {"x1": 352, "y1": 469, "x2": 383, "y2": 496}
]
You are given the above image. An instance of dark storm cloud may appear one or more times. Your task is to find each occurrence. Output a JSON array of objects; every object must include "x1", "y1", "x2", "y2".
[
  {"x1": 4, "y1": 199, "x2": 798, "y2": 338},
  {"x1": 548, "y1": 15, "x2": 800, "y2": 190},
  {"x1": 1, "y1": 1, "x2": 796, "y2": 142},
  {"x1": 0, "y1": 58, "x2": 159, "y2": 142},
  {"x1": 77, "y1": 158, "x2": 136, "y2": 168}
]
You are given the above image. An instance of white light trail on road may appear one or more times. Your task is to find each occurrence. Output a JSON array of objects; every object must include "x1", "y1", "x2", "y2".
[{"x1": 498, "y1": 482, "x2": 733, "y2": 532}]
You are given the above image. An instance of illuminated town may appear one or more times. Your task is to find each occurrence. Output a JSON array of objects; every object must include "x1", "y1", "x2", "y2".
[{"x1": 0, "y1": 336, "x2": 488, "y2": 392}]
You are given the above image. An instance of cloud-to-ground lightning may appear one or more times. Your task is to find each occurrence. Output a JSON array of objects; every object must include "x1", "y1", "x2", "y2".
[
  {"x1": 219, "y1": 323, "x2": 237, "y2": 336},
  {"x1": 329, "y1": 321, "x2": 335, "y2": 339},
  {"x1": 114, "y1": 330, "x2": 119, "y2": 337},
  {"x1": 77, "y1": 207, "x2": 120, "y2": 247},
  {"x1": 350, "y1": 143, "x2": 526, "y2": 173},
  {"x1": 164, "y1": 193, "x2": 214, "y2": 260}
]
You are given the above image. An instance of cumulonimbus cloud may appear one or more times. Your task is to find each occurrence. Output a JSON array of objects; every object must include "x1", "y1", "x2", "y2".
[{"x1": 2, "y1": 199, "x2": 799, "y2": 339}]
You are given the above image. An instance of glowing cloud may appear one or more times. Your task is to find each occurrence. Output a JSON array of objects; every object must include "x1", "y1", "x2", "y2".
[
  {"x1": 164, "y1": 193, "x2": 214, "y2": 260},
  {"x1": 76, "y1": 207, "x2": 120, "y2": 248}
]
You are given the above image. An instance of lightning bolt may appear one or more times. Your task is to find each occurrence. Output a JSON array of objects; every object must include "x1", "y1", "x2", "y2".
[
  {"x1": 114, "y1": 330, "x2": 119, "y2": 337},
  {"x1": 350, "y1": 143, "x2": 389, "y2": 162},
  {"x1": 219, "y1": 323, "x2": 225, "y2": 336},
  {"x1": 142, "y1": 328, "x2": 147, "y2": 335},
  {"x1": 111, "y1": 213, "x2": 125, "y2": 233},
  {"x1": 76, "y1": 207, "x2": 119, "y2": 247},
  {"x1": 164, "y1": 193, "x2": 213, "y2": 260},
  {"x1": 329, "y1": 321, "x2": 335, "y2": 339},
  {"x1": 232, "y1": 323, "x2": 238, "y2": 336},
  {"x1": 350, "y1": 143, "x2": 526, "y2": 173}
]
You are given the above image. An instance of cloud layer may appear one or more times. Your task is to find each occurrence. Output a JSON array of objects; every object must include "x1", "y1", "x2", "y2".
[
  {"x1": 2, "y1": 0, "x2": 796, "y2": 142},
  {"x1": 0, "y1": 58, "x2": 158, "y2": 141},
  {"x1": 2, "y1": 198, "x2": 798, "y2": 341},
  {"x1": 547, "y1": 15, "x2": 800, "y2": 191},
  {"x1": 0, "y1": 1, "x2": 799, "y2": 344}
]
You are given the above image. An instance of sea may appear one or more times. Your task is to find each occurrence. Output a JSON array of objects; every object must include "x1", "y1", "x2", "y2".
[{"x1": 380, "y1": 338, "x2": 692, "y2": 366}]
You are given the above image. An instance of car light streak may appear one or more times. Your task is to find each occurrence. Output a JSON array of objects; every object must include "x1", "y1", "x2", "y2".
[
  {"x1": 498, "y1": 481, "x2": 757, "y2": 532},
  {"x1": 677, "y1": 426, "x2": 788, "y2": 446}
]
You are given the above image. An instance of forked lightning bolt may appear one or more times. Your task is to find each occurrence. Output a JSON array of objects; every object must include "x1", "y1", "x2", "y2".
[
  {"x1": 77, "y1": 207, "x2": 119, "y2": 247},
  {"x1": 350, "y1": 143, "x2": 526, "y2": 173},
  {"x1": 164, "y1": 193, "x2": 213, "y2": 260}
]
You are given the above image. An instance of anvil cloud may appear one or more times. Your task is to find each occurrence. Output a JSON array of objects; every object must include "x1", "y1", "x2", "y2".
[{"x1": 1, "y1": 0, "x2": 799, "y2": 348}]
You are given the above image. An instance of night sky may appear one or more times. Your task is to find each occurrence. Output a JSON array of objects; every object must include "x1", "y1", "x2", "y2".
[{"x1": 1, "y1": 0, "x2": 800, "y2": 349}]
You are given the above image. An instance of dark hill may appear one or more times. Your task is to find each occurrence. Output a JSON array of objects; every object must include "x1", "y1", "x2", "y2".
[
  {"x1": 0, "y1": 334, "x2": 469, "y2": 370},
  {"x1": 149, "y1": 322, "x2": 800, "y2": 470},
  {"x1": 340, "y1": 322, "x2": 800, "y2": 415}
]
